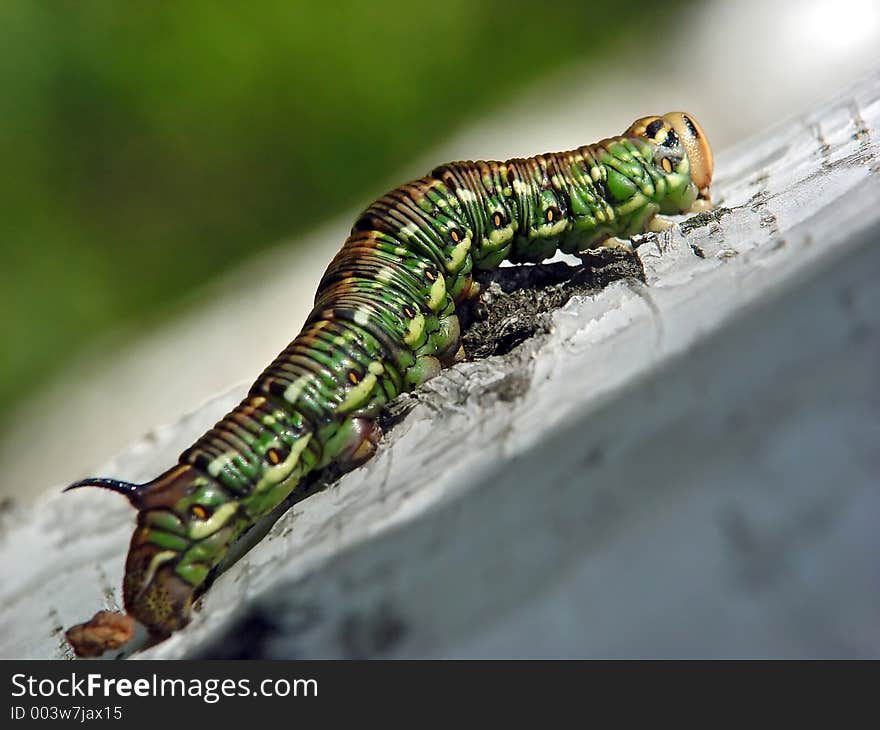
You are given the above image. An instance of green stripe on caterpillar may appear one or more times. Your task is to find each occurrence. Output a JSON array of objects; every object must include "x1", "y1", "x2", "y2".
[{"x1": 64, "y1": 112, "x2": 713, "y2": 650}]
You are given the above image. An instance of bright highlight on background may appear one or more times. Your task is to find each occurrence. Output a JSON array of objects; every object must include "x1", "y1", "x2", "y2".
[
  {"x1": 689, "y1": 0, "x2": 880, "y2": 139},
  {"x1": 795, "y1": 0, "x2": 880, "y2": 55}
]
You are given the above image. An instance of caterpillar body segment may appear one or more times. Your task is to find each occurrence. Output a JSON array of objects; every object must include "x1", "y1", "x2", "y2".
[{"x1": 65, "y1": 112, "x2": 713, "y2": 643}]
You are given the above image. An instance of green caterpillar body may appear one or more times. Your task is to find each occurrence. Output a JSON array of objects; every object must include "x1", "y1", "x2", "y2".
[{"x1": 67, "y1": 113, "x2": 713, "y2": 638}]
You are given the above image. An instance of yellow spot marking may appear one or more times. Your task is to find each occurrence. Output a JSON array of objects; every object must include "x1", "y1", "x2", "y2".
[
  {"x1": 338, "y1": 373, "x2": 377, "y2": 414},
  {"x1": 348, "y1": 371, "x2": 360, "y2": 385},
  {"x1": 446, "y1": 235, "x2": 471, "y2": 273},
  {"x1": 252, "y1": 434, "x2": 313, "y2": 493},
  {"x1": 188, "y1": 502, "x2": 239, "y2": 540},
  {"x1": 190, "y1": 505, "x2": 209, "y2": 520},
  {"x1": 450, "y1": 229, "x2": 461, "y2": 243},
  {"x1": 266, "y1": 448, "x2": 282, "y2": 465},
  {"x1": 661, "y1": 158, "x2": 673, "y2": 173}
]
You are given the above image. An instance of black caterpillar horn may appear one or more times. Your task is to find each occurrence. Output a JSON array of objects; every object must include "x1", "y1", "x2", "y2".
[{"x1": 64, "y1": 477, "x2": 144, "y2": 507}]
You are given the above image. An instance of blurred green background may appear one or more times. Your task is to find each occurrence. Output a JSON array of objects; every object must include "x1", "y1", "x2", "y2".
[{"x1": 1, "y1": 0, "x2": 674, "y2": 429}]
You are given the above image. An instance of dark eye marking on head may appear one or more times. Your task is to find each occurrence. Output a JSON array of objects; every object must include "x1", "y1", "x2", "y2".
[
  {"x1": 683, "y1": 115, "x2": 700, "y2": 138},
  {"x1": 661, "y1": 158, "x2": 673, "y2": 173},
  {"x1": 645, "y1": 119, "x2": 664, "y2": 138},
  {"x1": 662, "y1": 129, "x2": 679, "y2": 148}
]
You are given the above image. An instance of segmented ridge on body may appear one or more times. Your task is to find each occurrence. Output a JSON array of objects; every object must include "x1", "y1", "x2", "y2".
[{"x1": 186, "y1": 129, "x2": 690, "y2": 494}]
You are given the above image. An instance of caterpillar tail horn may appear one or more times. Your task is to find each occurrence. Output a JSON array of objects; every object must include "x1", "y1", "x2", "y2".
[{"x1": 64, "y1": 477, "x2": 145, "y2": 508}]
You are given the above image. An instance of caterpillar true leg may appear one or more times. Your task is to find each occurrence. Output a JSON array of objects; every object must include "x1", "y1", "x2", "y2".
[
  {"x1": 648, "y1": 215, "x2": 676, "y2": 232},
  {"x1": 581, "y1": 236, "x2": 636, "y2": 257},
  {"x1": 687, "y1": 198, "x2": 713, "y2": 213}
]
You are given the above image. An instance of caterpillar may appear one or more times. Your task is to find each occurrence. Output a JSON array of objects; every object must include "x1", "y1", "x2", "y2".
[{"x1": 64, "y1": 112, "x2": 713, "y2": 653}]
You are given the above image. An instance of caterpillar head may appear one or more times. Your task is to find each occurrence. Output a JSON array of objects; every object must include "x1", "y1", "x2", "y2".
[
  {"x1": 627, "y1": 112, "x2": 713, "y2": 212},
  {"x1": 66, "y1": 465, "x2": 241, "y2": 636}
]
